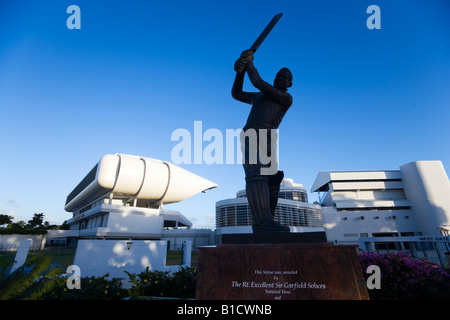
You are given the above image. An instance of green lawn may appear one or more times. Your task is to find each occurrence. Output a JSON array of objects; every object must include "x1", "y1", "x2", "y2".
[
  {"x1": 166, "y1": 250, "x2": 199, "y2": 267},
  {"x1": 26, "y1": 248, "x2": 76, "y2": 269}
]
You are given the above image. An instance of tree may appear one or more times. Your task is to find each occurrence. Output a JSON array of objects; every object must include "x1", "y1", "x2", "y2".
[
  {"x1": 27, "y1": 213, "x2": 45, "y2": 229},
  {"x1": 0, "y1": 214, "x2": 13, "y2": 226},
  {"x1": 7, "y1": 221, "x2": 26, "y2": 229},
  {"x1": 59, "y1": 221, "x2": 70, "y2": 230}
]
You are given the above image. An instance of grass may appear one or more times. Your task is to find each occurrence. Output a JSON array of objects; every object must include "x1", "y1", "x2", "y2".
[
  {"x1": 0, "y1": 252, "x2": 16, "y2": 264},
  {"x1": 26, "y1": 247, "x2": 76, "y2": 269},
  {"x1": 166, "y1": 250, "x2": 199, "y2": 267}
]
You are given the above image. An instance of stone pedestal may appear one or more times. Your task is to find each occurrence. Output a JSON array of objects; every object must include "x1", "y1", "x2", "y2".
[
  {"x1": 195, "y1": 243, "x2": 369, "y2": 300},
  {"x1": 221, "y1": 231, "x2": 327, "y2": 244}
]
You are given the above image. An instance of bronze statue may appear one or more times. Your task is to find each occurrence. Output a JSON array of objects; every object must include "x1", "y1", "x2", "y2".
[{"x1": 232, "y1": 23, "x2": 293, "y2": 233}]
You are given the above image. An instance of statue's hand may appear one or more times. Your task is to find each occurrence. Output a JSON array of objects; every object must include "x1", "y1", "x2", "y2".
[
  {"x1": 234, "y1": 57, "x2": 247, "y2": 73},
  {"x1": 240, "y1": 49, "x2": 254, "y2": 63},
  {"x1": 234, "y1": 49, "x2": 254, "y2": 73}
]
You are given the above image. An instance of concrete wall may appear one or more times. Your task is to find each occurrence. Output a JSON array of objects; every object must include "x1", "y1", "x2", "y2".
[
  {"x1": 72, "y1": 239, "x2": 188, "y2": 279},
  {"x1": 0, "y1": 234, "x2": 44, "y2": 249},
  {"x1": 105, "y1": 211, "x2": 164, "y2": 238},
  {"x1": 401, "y1": 161, "x2": 450, "y2": 236},
  {"x1": 321, "y1": 206, "x2": 418, "y2": 244}
]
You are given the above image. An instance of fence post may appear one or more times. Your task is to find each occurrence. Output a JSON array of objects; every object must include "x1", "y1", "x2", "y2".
[
  {"x1": 10, "y1": 239, "x2": 31, "y2": 274},
  {"x1": 181, "y1": 240, "x2": 192, "y2": 267},
  {"x1": 433, "y1": 242, "x2": 447, "y2": 268}
]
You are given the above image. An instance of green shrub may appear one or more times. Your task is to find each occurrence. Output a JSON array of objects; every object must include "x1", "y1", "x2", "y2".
[
  {"x1": 44, "y1": 273, "x2": 127, "y2": 300},
  {"x1": 125, "y1": 266, "x2": 197, "y2": 299},
  {"x1": 126, "y1": 268, "x2": 171, "y2": 298},
  {"x1": 170, "y1": 266, "x2": 197, "y2": 298}
]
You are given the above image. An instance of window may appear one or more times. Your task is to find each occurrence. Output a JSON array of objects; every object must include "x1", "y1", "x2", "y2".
[
  {"x1": 343, "y1": 233, "x2": 358, "y2": 238},
  {"x1": 65, "y1": 164, "x2": 98, "y2": 205},
  {"x1": 373, "y1": 232, "x2": 398, "y2": 237},
  {"x1": 236, "y1": 205, "x2": 249, "y2": 226}
]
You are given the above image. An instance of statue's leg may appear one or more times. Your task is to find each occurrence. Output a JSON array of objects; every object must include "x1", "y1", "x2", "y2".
[
  {"x1": 245, "y1": 174, "x2": 289, "y2": 233},
  {"x1": 268, "y1": 170, "x2": 284, "y2": 217},
  {"x1": 245, "y1": 175, "x2": 272, "y2": 227},
  {"x1": 242, "y1": 129, "x2": 289, "y2": 233}
]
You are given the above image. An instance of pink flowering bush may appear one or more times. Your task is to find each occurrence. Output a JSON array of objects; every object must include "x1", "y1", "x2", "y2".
[{"x1": 358, "y1": 251, "x2": 450, "y2": 300}]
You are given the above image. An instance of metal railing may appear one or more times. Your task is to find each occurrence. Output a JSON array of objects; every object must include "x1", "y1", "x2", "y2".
[
  {"x1": 359, "y1": 236, "x2": 450, "y2": 268},
  {"x1": 1, "y1": 242, "x2": 77, "y2": 272}
]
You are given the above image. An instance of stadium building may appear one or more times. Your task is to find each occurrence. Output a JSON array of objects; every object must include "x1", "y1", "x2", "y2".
[
  {"x1": 48, "y1": 153, "x2": 217, "y2": 249},
  {"x1": 214, "y1": 178, "x2": 325, "y2": 243},
  {"x1": 311, "y1": 160, "x2": 450, "y2": 245}
]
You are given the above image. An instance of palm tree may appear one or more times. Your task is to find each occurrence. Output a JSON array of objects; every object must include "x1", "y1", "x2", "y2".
[{"x1": 0, "y1": 255, "x2": 65, "y2": 300}]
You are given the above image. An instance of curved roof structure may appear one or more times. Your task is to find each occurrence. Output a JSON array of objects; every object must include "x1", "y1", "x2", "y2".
[{"x1": 65, "y1": 153, "x2": 218, "y2": 212}]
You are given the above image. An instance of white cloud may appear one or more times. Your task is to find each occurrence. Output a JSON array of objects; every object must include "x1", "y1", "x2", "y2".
[
  {"x1": 0, "y1": 199, "x2": 23, "y2": 221},
  {"x1": 5, "y1": 198, "x2": 19, "y2": 208},
  {"x1": 186, "y1": 213, "x2": 215, "y2": 230}
]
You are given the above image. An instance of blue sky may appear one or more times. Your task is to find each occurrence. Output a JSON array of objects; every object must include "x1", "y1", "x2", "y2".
[{"x1": 0, "y1": 0, "x2": 449, "y2": 229}]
